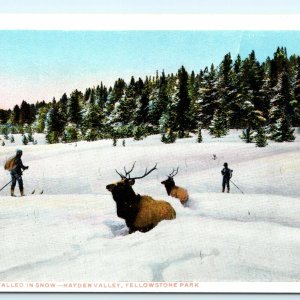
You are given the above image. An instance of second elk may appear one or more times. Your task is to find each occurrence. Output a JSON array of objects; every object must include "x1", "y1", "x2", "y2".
[
  {"x1": 106, "y1": 163, "x2": 176, "y2": 233},
  {"x1": 161, "y1": 167, "x2": 189, "y2": 205}
]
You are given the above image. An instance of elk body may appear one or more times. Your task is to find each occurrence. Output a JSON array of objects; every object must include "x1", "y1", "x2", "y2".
[
  {"x1": 106, "y1": 163, "x2": 176, "y2": 233},
  {"x1": 161, "y1": 168, "x2": 189, "y2": 205}
]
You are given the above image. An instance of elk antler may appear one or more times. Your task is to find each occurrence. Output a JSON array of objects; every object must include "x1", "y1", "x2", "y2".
[
  {"x1": 130, "y1": 163, "x2": 158, "y2": 180},
  {"x1": 116, "y1": 161, "x2": 156, "y2": 179},
  {"x1": 168, "y1": 167, "x2": 179, "y2": 178},
  {"x1": 124, "y1": 161, "x2": 136, "y2": 178},
  {"x1": 115, "y1": 169, "x2": 126, "y2": 179},
  {"x1": 115, "y1": 161, "x2": 136, "y2": 179}
]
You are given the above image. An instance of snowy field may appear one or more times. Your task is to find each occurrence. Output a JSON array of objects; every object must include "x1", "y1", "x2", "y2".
[{"x1": 0, "y1": 130, "x2": 300, "y2": 286}]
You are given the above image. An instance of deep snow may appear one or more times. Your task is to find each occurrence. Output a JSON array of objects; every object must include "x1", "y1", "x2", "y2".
[{"x1": 0, "y1": 130, "x2": 299, "y2": 285}]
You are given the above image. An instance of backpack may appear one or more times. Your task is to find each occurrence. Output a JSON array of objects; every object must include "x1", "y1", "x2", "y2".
[
  {"x1": 222, "y1": 168, "x2": 233, "y2": 179},
  {"x1": 4, "y1": 156, "x2": 16, "y2": 171}
]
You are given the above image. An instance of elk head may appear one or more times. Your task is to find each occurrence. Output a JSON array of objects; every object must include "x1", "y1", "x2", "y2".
[
  {"x1": 106, "y1": 162, "x2": 158, "y2": 197},
  {"x1": 161, "y1": 167, "x2": 179, "y2": 194}
]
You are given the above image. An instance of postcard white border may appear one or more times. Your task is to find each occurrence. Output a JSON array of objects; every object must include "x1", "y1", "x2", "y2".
[
  {"x1": 0, "y1": 13, "x2": 299, "y2": 293},
  {"x1": 0, "y1": 14, "x2": 299, "y2": 30}
]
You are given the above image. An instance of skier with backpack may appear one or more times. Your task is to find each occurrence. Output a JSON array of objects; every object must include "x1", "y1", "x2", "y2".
[
  {"x1": 221, "y1": 162, "x2": 233, "y2": 193},
  {"x1": 4, "y1": 149, "x2": 29, "y2": 197}
]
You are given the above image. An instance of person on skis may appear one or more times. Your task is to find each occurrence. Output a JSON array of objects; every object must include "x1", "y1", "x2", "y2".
[
  {"x1": 10, "y1": 149, "x2": 29, "y2": 197},
  {"x1": 221, "y1": 162, "x2": 232, "y2": 193}
]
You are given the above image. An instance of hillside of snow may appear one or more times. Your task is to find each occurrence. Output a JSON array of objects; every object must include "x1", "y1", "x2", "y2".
[{"x1": 0, "y1": 129, "x2": 300, "y2": 285}]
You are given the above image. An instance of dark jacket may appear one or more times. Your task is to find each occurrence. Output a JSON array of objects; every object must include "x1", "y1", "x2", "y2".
[
  {"x1": 221, "y1": 167, "x2": 233, "y2": 180},
  {"x1": 11, "y1": 155, "x2": 27, "y2": 176}
]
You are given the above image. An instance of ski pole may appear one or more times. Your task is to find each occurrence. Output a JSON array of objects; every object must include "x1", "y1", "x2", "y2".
[
  {"x1": 230, "y1": 180, "x2": 244, "y2": 194},
  {"x1": 0, "y1": 180, "x2": 13, "y2": 192},
  {"x1": 0, "y1": 168, "x2": 28, "y2": 192}
]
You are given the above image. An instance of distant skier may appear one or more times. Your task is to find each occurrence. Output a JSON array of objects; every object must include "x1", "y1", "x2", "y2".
[
  {"x1": 221, "y1": 162, "x2": 233, "y2": 193},
  {"x1": 6, "y1": 149, "x2": 29, "y2": 197}
]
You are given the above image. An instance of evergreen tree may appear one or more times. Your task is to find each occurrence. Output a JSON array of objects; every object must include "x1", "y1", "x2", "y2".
[
  {"x1": 175, "y1": 66, "x2": 191, "y2": 138},
  {"x1": 28, "y1": 128, "x2": 34, "y2": 143},
  {"x1": 60, "y1": 93, "x2": 68, "y2": 111},
  {"x1": 197, "y1": 127, "x2": 203, "y2": 143},
  {"x1": 81, "y1": 103, "x2": 105, "y2": 141},
  {"x1": 258, "y1": 69, "x2": 273, "y2": 123},
  {"x1": 135, "y1": 77, "x2": 150, "y2": 126},
  {"x1": 148, "y1": 71, "x2": 169, "y2": 128},
  {"x1": 269, "y1": 72, "x2": 295, "y2": 142},
  {"x1": 159, "y1": 94, "x2": 177, "y2": 136},
  {"x1": 0, "y1": 109, "x2": 10, "y2": 124},
  {"x1": 106, "y1": 79, "x2": 126, "y2": 121},
  {"x1": 22, "y1": 135, "x2": 28, "y2": 145},
  {"x1": 209, "y1": 110, "x2": 228, "y2": 138},
  {"x1": 198, "y1": 65, "x2": 219, "y2": 128},
  {"x1": 270, "y1": 117, "x2": 295, "y2": 142},
  {"x1": 96, "y1": 82, "x2": 108, "y2": 109},
  {"x1": 34, "y1": 106, "x2": 48, "y2": 133},
  {"x1": 84, "y1": 88, "x2": 92, "y2": 103},
  {"x1": 64, "y1": 123, "x2": 79, "y2": 143},
  {"x1": 218, "y1": 53, "x2": 234, "y2": 110},
  {"x1": 190, "y1": 70, "x2": 204, "y2": 131},
  {"x1": 255, "y1": 126, "x2": 268, "y2": 147},
  {"x1": 227, "y1": 54, "x2": 244, "y2": 128},
  {"x1": 270, "y1": 47, "x2": 289, "y2": 87},
  {"x1": 211, "y1": 53, "x2": 234, "y2": 134},
  {"x1": 240, "y1": 128, "x2": 255, "y2": 143},
  {"x1": 293, "y1": 57, "x2": 300, "y2": 126},
  {"x1": 12, "y1": 105, "x2": 20, "y2": 125},
  {"x1": 133, "y1": 125, "x2": 146, "y2": 141},
  {"x1": 45, "y1": 104, "x2": 65, "y2": 143},
  {"x1": 115, "y1": 76, "x2": 137, "y2": 125},
  {"x1": 161, "y1": 129, "x2": 177, "y2": 144},
  {"x1": 67, "y1": 90, "x2": 83, "y2": 126}
]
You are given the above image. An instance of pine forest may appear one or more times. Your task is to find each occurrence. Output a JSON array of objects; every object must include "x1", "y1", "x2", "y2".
[{"x1": 0, "y1": 47, "x2": 299, "y2": 147}]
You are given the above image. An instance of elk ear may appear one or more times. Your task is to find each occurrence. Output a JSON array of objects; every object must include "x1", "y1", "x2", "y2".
[{"x1": 128, "y1": 179, "x2": 135, "y2": 186}]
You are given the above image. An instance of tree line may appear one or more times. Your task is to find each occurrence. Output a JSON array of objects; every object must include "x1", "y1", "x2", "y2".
[{"x1": 0, "y1": 47, "x2": 299, "y2": 147}]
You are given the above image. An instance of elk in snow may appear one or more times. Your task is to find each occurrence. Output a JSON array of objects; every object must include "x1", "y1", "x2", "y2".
[
  {"x1": 161, "y1": 167, "x2": 189, "y2": 205},
  {"x1": 106, "y1": 162, "x2": 176, "y2": 233}
]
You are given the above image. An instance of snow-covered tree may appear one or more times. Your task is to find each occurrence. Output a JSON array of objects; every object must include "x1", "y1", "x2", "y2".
[
  {"x1": 63, "y1": 123, "x2": 79, "y2": 143},
  {"x1": 81, "y1": 103, "x2": 105, "y2": 141},
  {"x1": 255, "y1": 126, "x2": 268, "y2": 147},
  {"x1": 198, "y1": 65, "x2": 219, "y2": 128},
  {"x1": 45, "y1": 104, "x2": 64, "y2": 144},
  {"x1": 269, "y1": 72, "x2": 295, "y2": 142},
  {"x1": 209, "y1": 110, "x2": 228, "y2": 138},
  {"x1": 115, "y1": 76, "x2": 137, "y2": 126},
  {"x1": 161, "y1": 129, "x2": 177, "y2": 144}
]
